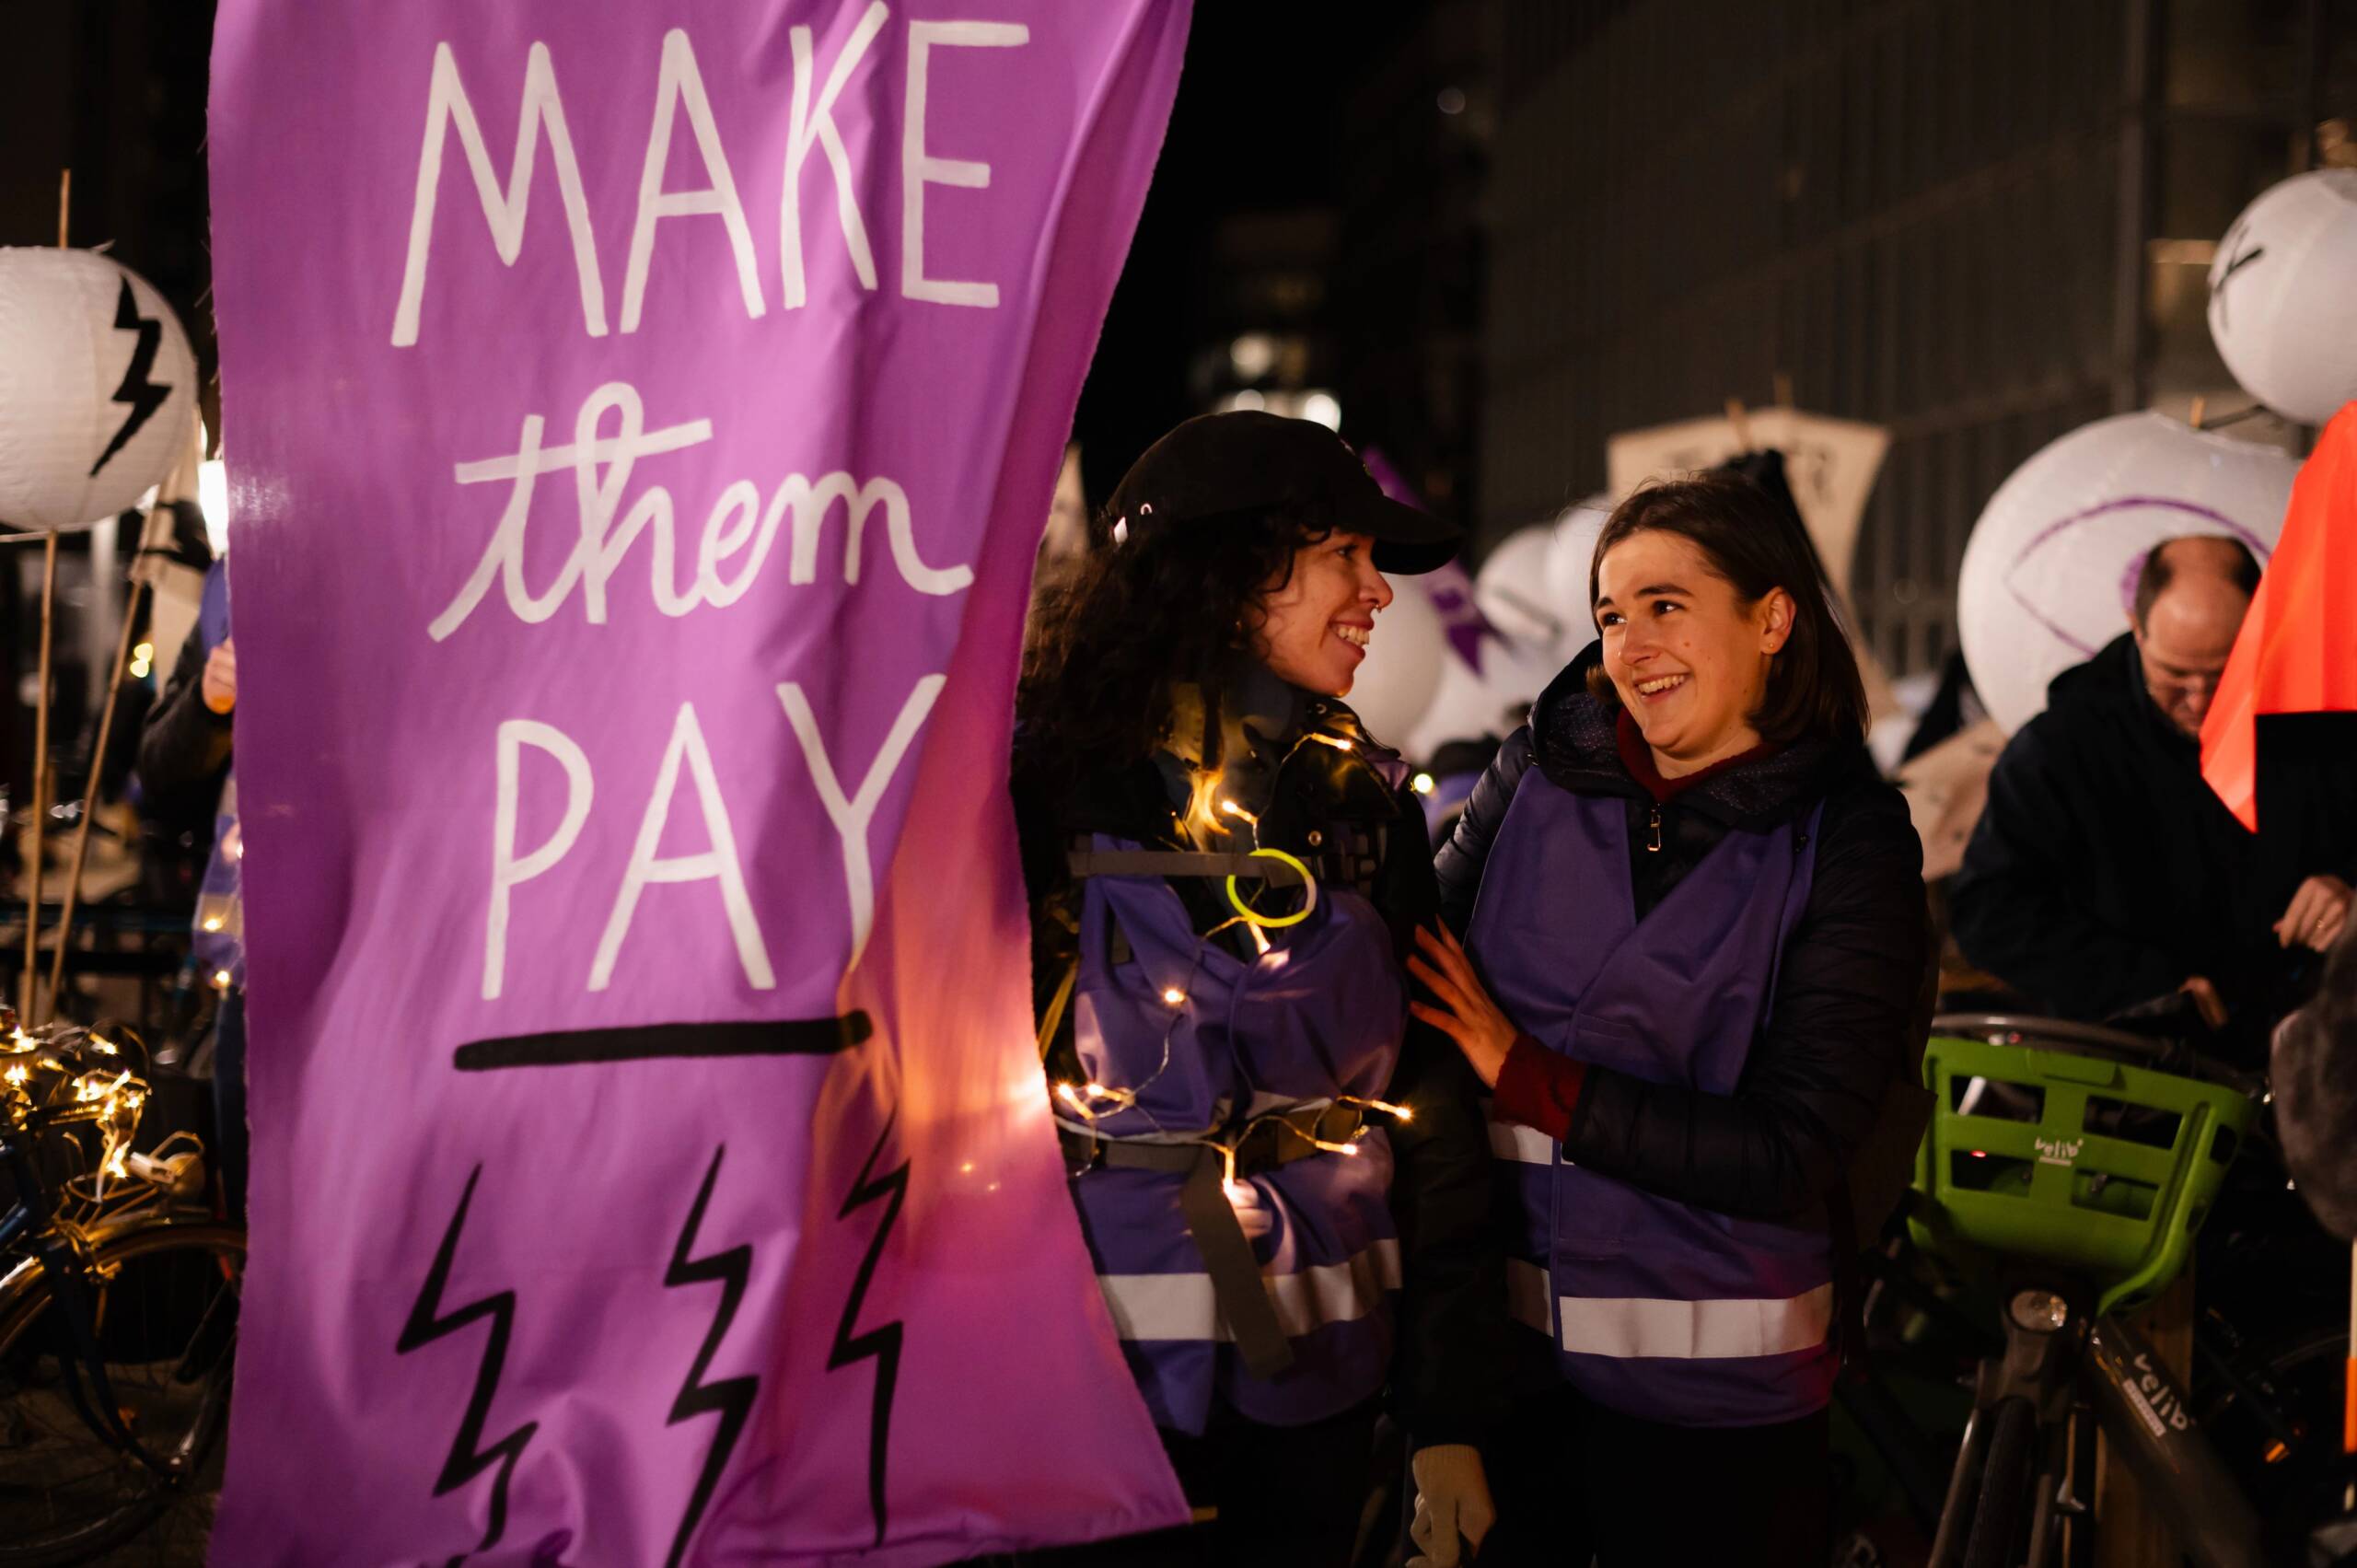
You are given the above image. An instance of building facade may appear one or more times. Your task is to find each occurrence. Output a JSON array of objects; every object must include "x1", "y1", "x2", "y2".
[{"x1": 1482, "y1": 0, "x2": 2356, "y2": 676}]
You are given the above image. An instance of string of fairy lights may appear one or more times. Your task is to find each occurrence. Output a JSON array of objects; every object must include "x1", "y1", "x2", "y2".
[
  {"x1": 1, "y1": 1017, "x2": 190, "y2": 1220},
  {"x1": 1054, "y1": 725, "x2": 1415, "y2": 1201}
]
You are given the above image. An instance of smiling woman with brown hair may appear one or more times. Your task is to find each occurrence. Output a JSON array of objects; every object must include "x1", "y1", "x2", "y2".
[{"x1": 1414, "y1": 470, "x2": 1928, "y2": 1568}]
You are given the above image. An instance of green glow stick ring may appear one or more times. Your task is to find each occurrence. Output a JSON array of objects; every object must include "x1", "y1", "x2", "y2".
[{"x1": 1226, "y1": 847, "x2": 1318, "y2": 929}]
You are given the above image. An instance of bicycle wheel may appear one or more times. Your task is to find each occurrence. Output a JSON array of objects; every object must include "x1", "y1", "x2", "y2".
[
  {"x1": 2198, "y1": 1323, "x2": 2351, "y2": 1561},
  {"x1": 1962, "y1": 1396, "x2": 2038, "y2": 1568},
  {"x1": 0, "y1": 1220, "x2": 243, "y2": 1567}
]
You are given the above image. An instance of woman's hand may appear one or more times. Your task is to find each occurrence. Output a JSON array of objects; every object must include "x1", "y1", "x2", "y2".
[
  {"x1": 201, "y1": 639, "x2": 238, "y2": 715},
  {"x1": 1408, "y1": 923, "x2": 1520, "y2": 1087}
]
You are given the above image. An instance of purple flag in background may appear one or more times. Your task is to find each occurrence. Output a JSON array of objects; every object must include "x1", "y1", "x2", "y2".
[
  {"x1": 205, "y1": 4, "x2": 1190, "y2": 1562},
  {"x1": 1362, "y1": 447, "x2": 1492, "y2": 674}
]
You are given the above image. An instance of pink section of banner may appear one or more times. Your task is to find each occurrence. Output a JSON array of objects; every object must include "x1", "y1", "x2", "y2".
[{"x1": 204, "y1": 3, "x2": 1191, "y2": 1561}]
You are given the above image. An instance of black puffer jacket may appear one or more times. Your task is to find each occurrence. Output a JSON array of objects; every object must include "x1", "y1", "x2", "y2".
[
  {"x1": 1434, "y1": 658, "x2": 1931, "y2": 1224},
  {"x1": 138, "y1": 615, "x2": 232, "y2": 808}
]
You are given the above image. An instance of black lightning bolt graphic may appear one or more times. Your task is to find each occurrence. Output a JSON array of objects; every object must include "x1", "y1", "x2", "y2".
[
  {"x1": 827, "y1": 1112, "x2": 909, "y2": 1547},
  {"x1": 2208, "y1": 215, "x2": 2267, "y2": 331},
  {"x1": 88, "y1": 280, "x2": 170, "y2": 479},
  {"x1": 660, "y1": 1146, "x2": 759, "y2": 1568},
  {"x1": 396, "y1": 1167, "x2": 540, "y2": 1568}
]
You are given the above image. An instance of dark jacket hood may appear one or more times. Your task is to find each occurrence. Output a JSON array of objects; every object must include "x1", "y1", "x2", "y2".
[
  {"x1": 2042, "y1": 632, "x2": 2191, "y2": 754},
  {"x1": 1528, "y1": 642, "x2": 1872, "y2": 830}
]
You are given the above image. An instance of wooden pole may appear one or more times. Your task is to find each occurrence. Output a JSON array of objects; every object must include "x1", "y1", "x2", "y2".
[
  {"x1": 47, "y1": 578, "x2": 145, "y2": 1007},
  {"x1": 21, "y1": 532, "x2": 56, "y2": 1022},
  {"x1": 1724, "y1": 397, "x2": 1756, "y2": 452},
  {"x1": 21, "y1": 168, "x2": 70, "y2": 1021}
]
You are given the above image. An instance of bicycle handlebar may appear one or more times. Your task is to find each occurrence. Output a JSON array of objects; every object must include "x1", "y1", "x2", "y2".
[
  {"x1": 1933, "y1": 1012, "x2": 2169, "y2": 1061},
  {"x1": 1931, "y1": 1012, "x2": 2266, "y2": 1098}
]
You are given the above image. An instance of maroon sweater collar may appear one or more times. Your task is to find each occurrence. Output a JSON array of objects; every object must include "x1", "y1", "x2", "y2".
[{"x1": 1612, "y1": 707, "x2": 1779, "y2": 804}]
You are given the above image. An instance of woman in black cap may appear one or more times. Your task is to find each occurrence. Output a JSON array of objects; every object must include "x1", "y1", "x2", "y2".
[{"x1": 1012, "y1": 412, "x2": 1504, "y2": 1567}]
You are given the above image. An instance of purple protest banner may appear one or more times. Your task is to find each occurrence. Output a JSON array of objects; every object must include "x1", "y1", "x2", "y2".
[{"x1": 204, "y1": 4, "x2": 1191, "y2": 1561}]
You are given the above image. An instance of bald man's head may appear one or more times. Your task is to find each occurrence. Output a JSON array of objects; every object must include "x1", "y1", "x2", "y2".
[{"x1": 2133, "y1": 536, "x2": 2258, "y2": 738}]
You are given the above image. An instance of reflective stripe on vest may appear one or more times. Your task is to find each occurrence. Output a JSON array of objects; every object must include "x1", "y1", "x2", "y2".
[
  {"x1": 1554, "y1": 1283, "x2": 1834, "y2": 1360},
  {"x1": 1486, "y1": 1119, "x2": 1554, "y2": 1167},
  {"x1": 1097, "y1": 1238, "x2": 1402, "y2": 1342}
]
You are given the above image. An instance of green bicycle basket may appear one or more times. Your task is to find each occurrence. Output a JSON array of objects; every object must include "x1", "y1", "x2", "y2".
[{"x1": 1909, "y1": 1033, "x2": 2255, "y2": 1316}]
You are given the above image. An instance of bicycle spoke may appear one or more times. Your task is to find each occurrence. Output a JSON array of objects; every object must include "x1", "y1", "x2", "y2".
[{"x1": 0, "y1": 1226, "x2": 244, "y2": 1562}]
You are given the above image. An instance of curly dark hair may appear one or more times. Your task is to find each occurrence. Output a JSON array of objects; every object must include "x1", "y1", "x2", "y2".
[{"x1": 1015, "y1": 502, "x2": 1331, "y2": 799}]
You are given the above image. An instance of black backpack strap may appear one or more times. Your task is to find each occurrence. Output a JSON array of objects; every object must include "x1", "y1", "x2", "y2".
[{"x1": 1061, "y1": 1132, "x2": 1296, "y2": 1380}]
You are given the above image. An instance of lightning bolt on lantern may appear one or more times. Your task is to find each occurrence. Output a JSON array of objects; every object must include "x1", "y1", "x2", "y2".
[
  {"x1": 89, "y1": 279, "x2": 174, "y2": 479},
  {"x1": 2206, "y1": 170, "x2": 2357, "y2": 425},
  {"x1": 0, "y1": 242, "x2": 202, "y2": 1023},
  {"x1": 0, "y1": 250, "x2": 198, "y2": 533}
]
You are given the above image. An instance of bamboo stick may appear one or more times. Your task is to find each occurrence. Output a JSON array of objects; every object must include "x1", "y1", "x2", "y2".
[
  {"x1": 47, "y1": 580, "x2": 146, "y2": 1005},
  {"x1": 22, "y1": 532, "x2": 56, "y2": 1021}
]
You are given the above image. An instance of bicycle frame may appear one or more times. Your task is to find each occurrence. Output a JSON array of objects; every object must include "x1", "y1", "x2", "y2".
[
  {"x1": 0, "y1": 1121, "x2": 178, "y2": 1477},
  {"x1": 2082, "y1": 1314, "x2": 2266, "y2": 1568},
  {"x1": 1927, "y1": 1280, "x2": 2265, "y2": 1568}
]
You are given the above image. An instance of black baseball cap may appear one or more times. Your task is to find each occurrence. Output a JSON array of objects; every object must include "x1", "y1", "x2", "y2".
[{"x1": 1105, "y1": 411, "x2": 1460, "y2": 575}]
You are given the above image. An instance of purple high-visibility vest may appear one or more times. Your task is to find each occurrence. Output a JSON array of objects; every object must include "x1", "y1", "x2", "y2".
[
  {"x1": 1467, "y1": 772, "x2": 1834, "y2": 1426},
  {"x1": 1066, "y1": 833, "x2": 1406, "y2": 1434}
]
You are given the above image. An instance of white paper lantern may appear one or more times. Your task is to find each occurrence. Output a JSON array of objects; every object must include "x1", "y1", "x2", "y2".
[
  {"x1": 0, "y1": 249, "x2": 199, "y2": 532},
  {"x1": 1473, "y1": 630, "x2": 1562, "y2": 714},
  {"x1": 1346, "y1": 571, "x2": 1448, "y2": 746},
  {"x1": 1539, "y1": 495, "x2": 1613, "y2": 657},
  {"x1": 1957, "y1": 412, "x2": 2298, "y2": 735},
  {"x1": 1405, "y1": 653, "x2": 1501, "y2": 759},
  {"x1": 2207, "y1": 169, "x2": 2357, "y2": 425},
  {"x1": 1404, "y1": 632, "x2": 1562, "y2": 760},
  {"x1": 1473, "y1": 525, "x2": 1568, "y2": 647}
]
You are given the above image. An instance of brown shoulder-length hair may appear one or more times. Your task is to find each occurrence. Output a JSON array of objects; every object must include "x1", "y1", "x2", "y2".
[{"x1": 1585, "y1": 470, "x2": 1868, "y2": 746}]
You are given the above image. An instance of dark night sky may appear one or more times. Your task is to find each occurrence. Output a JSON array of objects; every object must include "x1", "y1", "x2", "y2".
[{"x1": 1068, "y1": 7, "x2": 1353, "y2": 513}]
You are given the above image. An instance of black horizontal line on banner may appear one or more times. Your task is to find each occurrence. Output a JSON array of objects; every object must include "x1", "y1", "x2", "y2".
[{"x1": 453, "y1": 1013, "x2": 872, "y2": 1072}]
